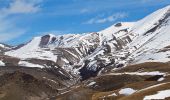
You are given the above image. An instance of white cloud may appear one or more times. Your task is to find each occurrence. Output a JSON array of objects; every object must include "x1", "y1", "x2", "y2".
[
  {"x1": 1, "y1": 0, "x2": 42, "y2": 15},
  {"x1": 84, "y1": 12, "x2": 128, "y2": 24},
  {"x1": 0, "y1": 17, "x2": 26, "y2": 42},
  {"x1": 84, "y1": 18, "x2": 96, "y2": 24},
  {"x1": 0, "y1": 0, "x2": 42, "y2": 42}
]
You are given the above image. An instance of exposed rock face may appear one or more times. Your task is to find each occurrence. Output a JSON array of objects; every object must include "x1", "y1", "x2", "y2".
[
  {"x1": 39, "y1": 34, "x2": 57, "y2": 47},
  {"x1": 115, "y1": 22, "x2": 122, "y2": 27},
  {"x1": 40, "y1": 34, "x2": 51, "y2": 46},
  {"x1": 0, "y1": 43, "x2": 12, "y2": 54}
]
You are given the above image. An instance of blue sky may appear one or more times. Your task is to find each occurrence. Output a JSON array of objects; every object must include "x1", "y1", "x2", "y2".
[{"x1": 0, "y1": 0, "x2": 169, "y2": 45}]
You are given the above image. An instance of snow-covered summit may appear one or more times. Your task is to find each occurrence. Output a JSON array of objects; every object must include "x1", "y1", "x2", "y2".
[
  {"x1": 132, "y1": 5, "x2": 170, "y2": 36},
  {"x1": 125, "y1": 5, "x2": 170, "y2": 63}
]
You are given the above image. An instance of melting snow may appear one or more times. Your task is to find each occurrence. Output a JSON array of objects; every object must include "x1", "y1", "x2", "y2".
[
  {"x1": 158, "y1": 77, "x2": 165, "y2": 81},
  {"x1": 109, "y1": 71, "x2": 166, "y2": 76},
  {"x1": 0, "y1": 44, "x2": 5, "y2": 48},
  {"x1": 87, "y1": 81, "x2": 96, "y2": 86},
  {"x1": 19, "y1": 61, "x2": 44, "y2": 68},
  {"x1": 108, "y1": 93, "x2": 117, "y2": 97},
  {"x1": 0, "y1": 60, "x2": 5, "y2": 66},
  {"x1": 43, "y1": 77, "x2": 57, "y2": 84},
  {"x1": 59, "y1": 71, "x2": 64, "y2": 75}
]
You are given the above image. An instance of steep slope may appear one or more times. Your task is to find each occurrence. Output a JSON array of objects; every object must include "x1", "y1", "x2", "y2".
[{"x1": 127, "y1": 5, "x2": 170, "y2": 64}]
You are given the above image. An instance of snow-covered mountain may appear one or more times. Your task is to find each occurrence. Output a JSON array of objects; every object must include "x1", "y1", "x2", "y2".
[
  {"x1": 1, "y1": 5, "x2": 170, "y2": 100},
  {"x1": 5, "y1": 33, "x2": 99, "y2": 74},
  {"x1": 3, "y1": 5, "x2": 170, "y2": 79},
  {"x1": 128, "y1": 5, "x2": 170, "y2": 63}
]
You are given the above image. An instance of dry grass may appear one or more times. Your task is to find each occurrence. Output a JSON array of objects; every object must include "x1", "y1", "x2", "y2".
[
  {"x1": 90, "y1": 74, "x2": 145, "y2": 91},
  {"x1": 92, "y1": 82, "x2": 170, "y2": 100},
  {"x1": 92, "y1": 91, "x2": 120, "y2": 100},
  {"x1": 56, "y1": 87, "x2": 95, "y2": 100},
  {"x1": 89, "y1": 62, "x2": 170, "y2": 100},
  {"x1": 90, "y1": 78, "x2": 160, "y2": 100},
  {"x1": 58, "y1": 62, "x2": 170, "y2": 100},
  {"x1": 114, "y1": 62, "x2": 170, "y2": 73},
  {"x1": 56, "y1": 74, "x2": 147, "y2": 100},
  {"x1": 0, "y1": 71, "x2": 58, "y2": 100}
]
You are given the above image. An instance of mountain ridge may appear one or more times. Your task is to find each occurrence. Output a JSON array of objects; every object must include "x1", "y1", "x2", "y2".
[{"x1": 2, "y1": 5, "x2": 170, "y2": 77}]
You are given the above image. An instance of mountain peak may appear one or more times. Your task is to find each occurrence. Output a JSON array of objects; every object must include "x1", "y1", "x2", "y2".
[{"x1": 39, "y1": 34, "x2": 56, "y2": 47}]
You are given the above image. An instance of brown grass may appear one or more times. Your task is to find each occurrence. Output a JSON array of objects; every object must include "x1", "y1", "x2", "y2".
[
  {"x1": 114, "y1": 62, "x2": 170, "y2": 73},
  {"x1": 92, "y1": 91, "x2": 120, "y2": 100},
  {"x1": 56, "y1": 87, "x2": 95, "y2": 100},
  {"x1": 90, "y1": 74, "x2": 145, "y2": 91},
  {"x1": 57, "y1": 62, "x2": 170, "y2": 100},
  {"x1": 91, "y1": 79, "x2": 160, "y2": 100},
  {"x1": 89, "y1": 62, "x2": 170, "y2": 100}
]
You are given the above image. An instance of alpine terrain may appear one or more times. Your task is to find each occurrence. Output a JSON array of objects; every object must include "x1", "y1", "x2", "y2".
[{"x1": 1, "y1": 5, "x2": 170, "y2": 100}]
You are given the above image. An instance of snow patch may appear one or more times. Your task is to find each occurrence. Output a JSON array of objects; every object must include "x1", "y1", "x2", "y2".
[
  {"x1": 0, "y1": 60, "x2": 5, "y2": 66},
  {"x1": 109, "y1": 71, "x2": 166, "y2": 76},
  {"x1": 119, "y1": 88, "x2": 136, "y2": 95},
  {"x1": 19, "y1": 61, "x2": 44, "y2": 68},
  {"x1": 108, "y1": 93, "x2": 117, "y2": 97},
  {"x1": 0, "y1": 44, "x2": 5, "y2": 48},
  {"x1": 87, "y1": 81, "x2": 96, "y2": 86},
  {"x1": 144, "y1": 89, "x2": 170, "y2": 100},
  {"x1": 157, "y1": 77, "x2": 165, "y2": 81}
]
